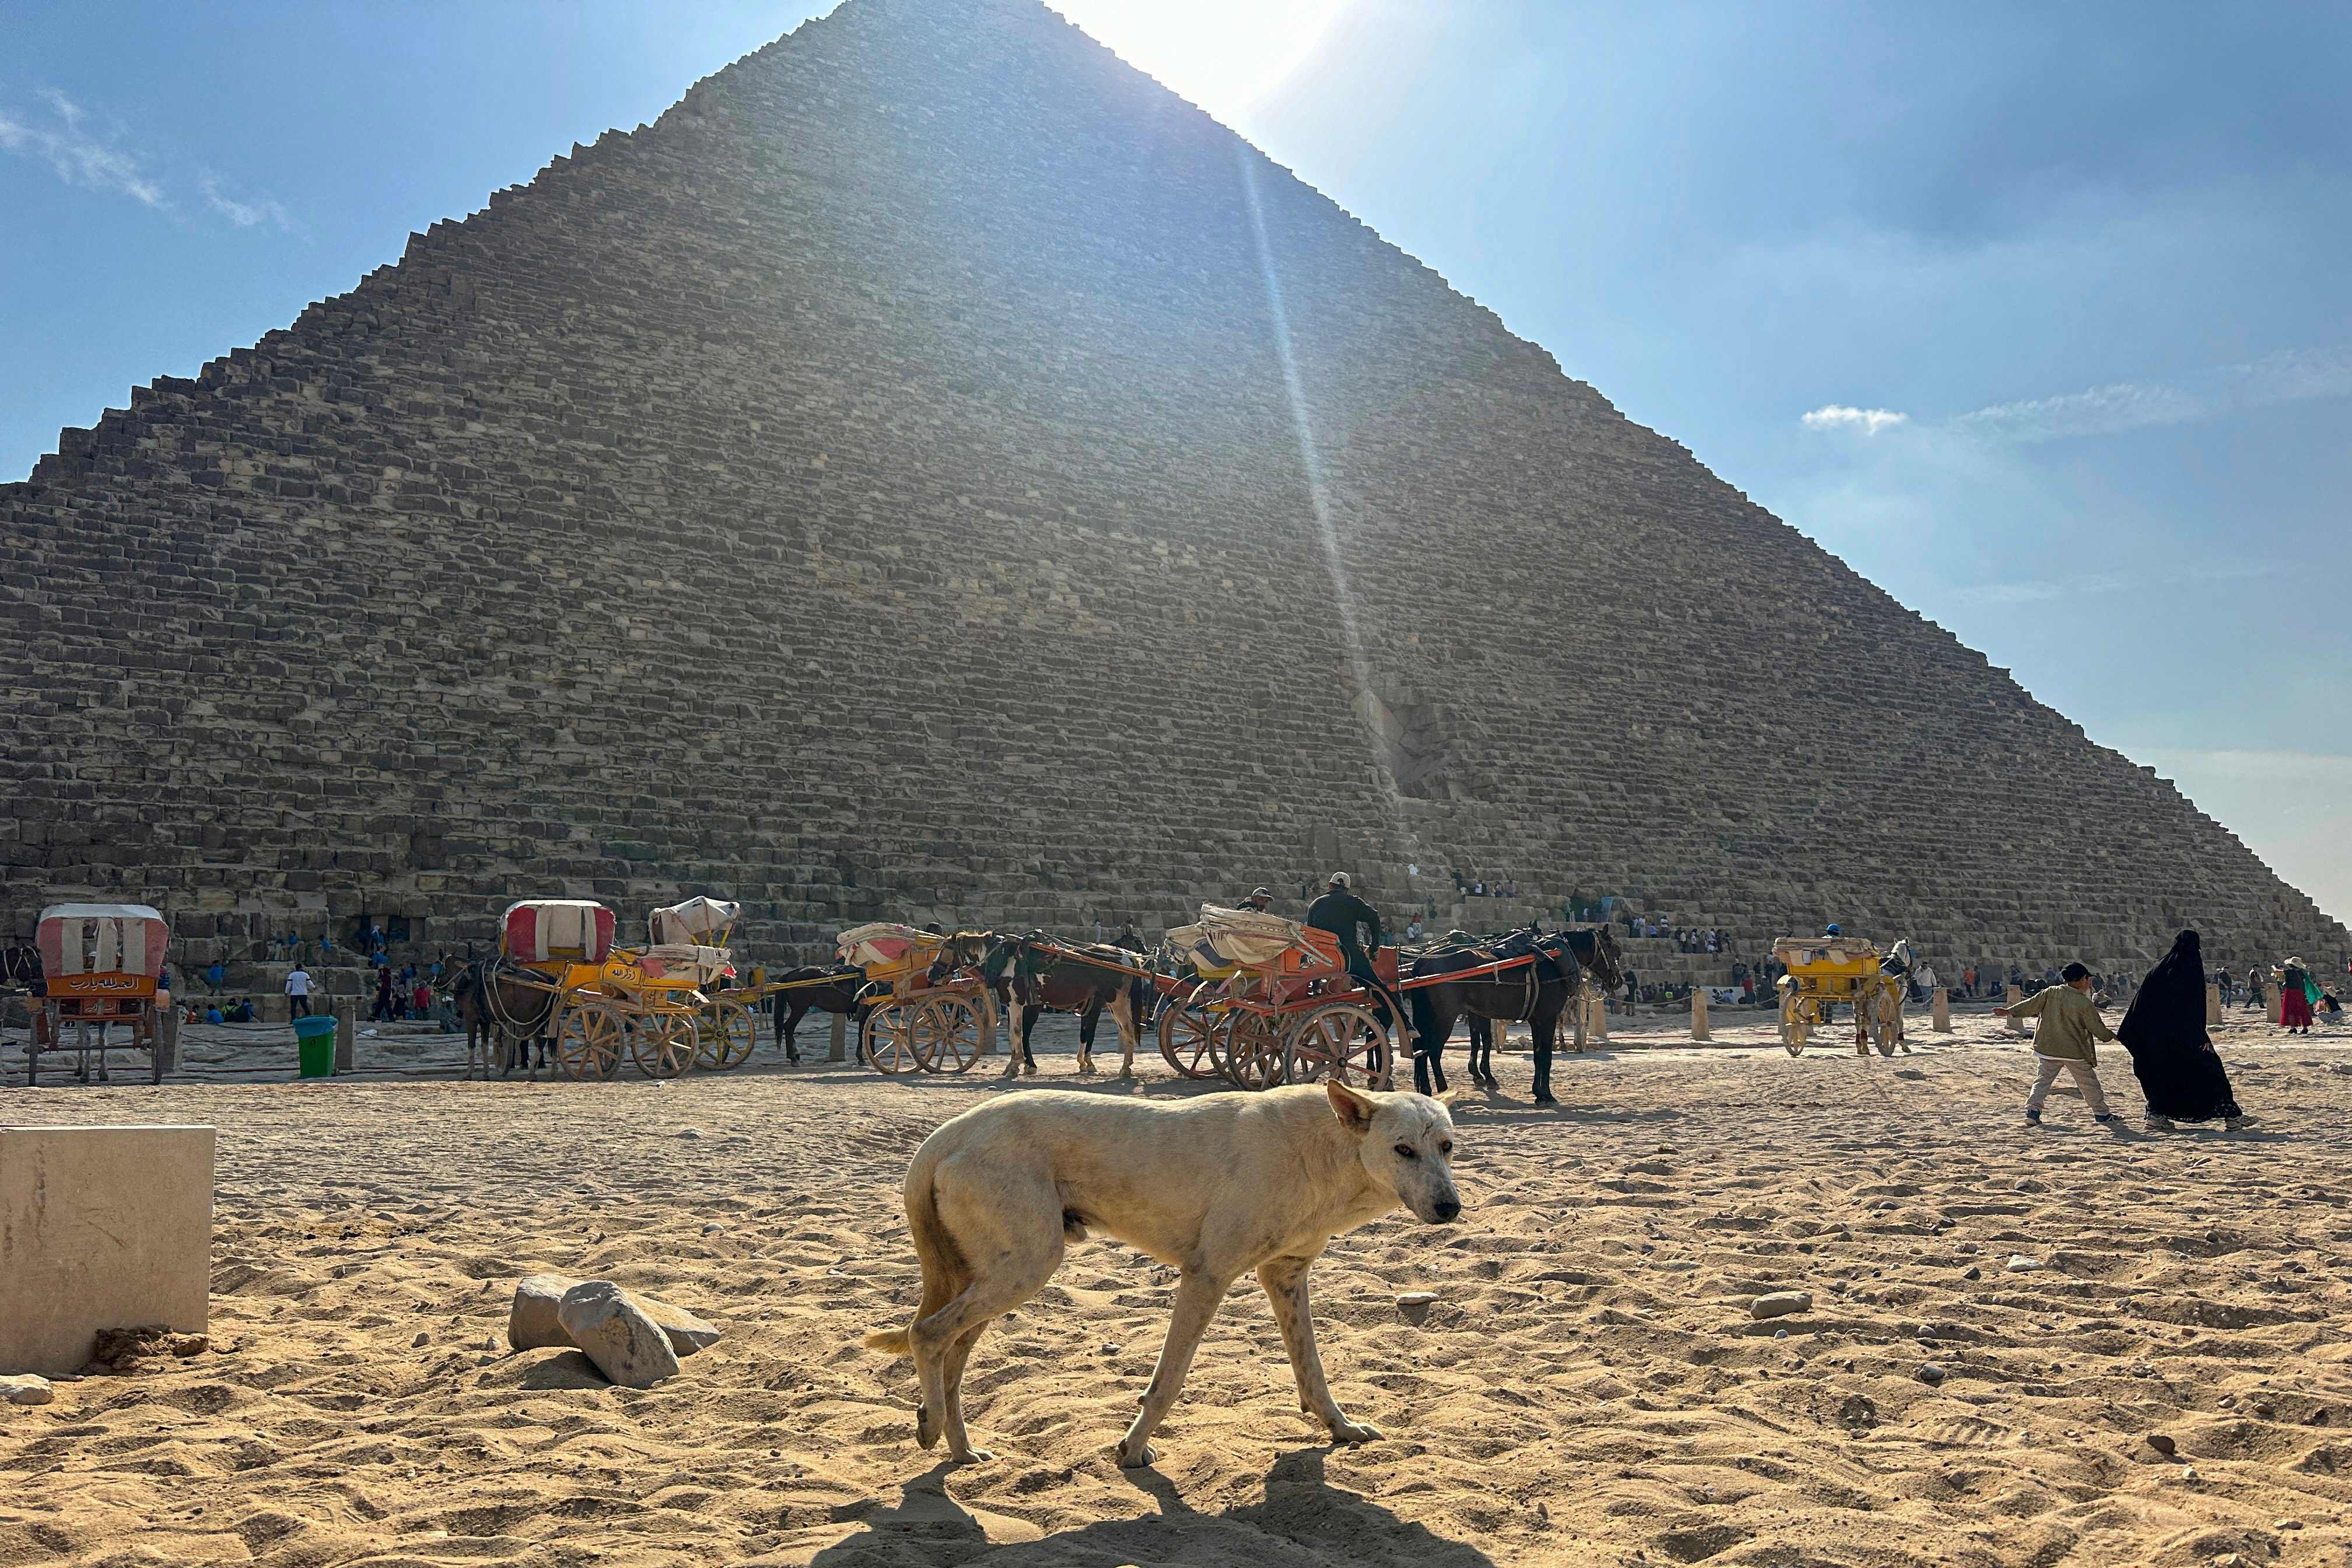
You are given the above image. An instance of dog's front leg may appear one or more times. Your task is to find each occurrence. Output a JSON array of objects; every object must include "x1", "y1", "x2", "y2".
[
  {"x1": 1118, "y1": 1269, "x2": 1231, "y2": 1468},
  {"x1": 1258, "y1": 1255, "x2": 1381, "y2": 1446}
]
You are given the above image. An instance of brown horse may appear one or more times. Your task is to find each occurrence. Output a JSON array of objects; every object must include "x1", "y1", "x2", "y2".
[
  {"x1": 766, "y1": 965, "x2": 873, "y2": 1063},
  {"x1": 449, "y1": 958, "x2": 558, "y2": 1080},
  {"x1": 978, "y1": 931, "x2": 1150, "y2": 1077}
]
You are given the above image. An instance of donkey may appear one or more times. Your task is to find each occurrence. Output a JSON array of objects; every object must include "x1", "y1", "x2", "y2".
[
  {"x1": 449, "y1": 959, "x2": 557, "y2": 1080},
  {"x1": 977, "y1": 931, "x2": 1150, "y2": 1077},
  {"x1": 1408, "y1": 928, "x2": 1584, "y2": 1103}
]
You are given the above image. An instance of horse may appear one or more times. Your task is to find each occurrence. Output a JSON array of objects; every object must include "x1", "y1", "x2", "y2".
[
  {"x1": 767, "y1": 965, "x2": 873, "y2": 1063},
  {"x1": 1408, "y1": 928, "x2": 1586, "y2": 1103},
  {"x1": 1559, "y1": 925, "x2": 1628, "y2": 1051},
  {"x1": 1, "y1": 945, "x2": 41, "y2": 991},
  {"x1": 977, "y1": 930, "x2": 1150, "y2": 1077},
  {"x1": 449, "y1": 958, "x2": 558, "y2": 1080}
]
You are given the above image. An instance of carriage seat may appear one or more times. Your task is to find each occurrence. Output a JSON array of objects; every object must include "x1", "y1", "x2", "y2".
[
  {"x1": 650, "y1": 895, "x2": 741, "y2": 947},
  {"x1": 502, "y1": 900, "x2": 617, "y2": 965},
  {"x1": 638, "y1": 944, "x2": 734, "y2": 985}
]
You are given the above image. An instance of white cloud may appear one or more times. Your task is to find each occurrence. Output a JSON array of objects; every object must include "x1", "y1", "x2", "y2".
[
  {"x1": 200, "y1": 174, "x2": 297, "y2": 233},
  {"x1": 1954, "y1": 346, "x2": 2352, "y2": 444},
  {"x1": 1801, "y1": 404, "x2": 1909, "y2": 435},
  {"x1": 0, "y1": 91, "x2": 165, "y2": 207},
  {"x1": 1964, "y1": 559, "x2": 2277, "y2": 607},
  {"x1": 1, "y1": 89, "x2": 296, "y2": 232}
]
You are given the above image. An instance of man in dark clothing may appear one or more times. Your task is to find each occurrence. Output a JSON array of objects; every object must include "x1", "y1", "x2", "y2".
[
  {"x1": 1305, "y1": 873, "x2": 1392, "y2": 1026},
  {"x1": 1239, "y1": 887, "x2": 1275, "y2": 914}
]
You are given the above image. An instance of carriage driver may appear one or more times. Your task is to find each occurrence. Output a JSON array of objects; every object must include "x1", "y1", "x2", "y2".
[
  {"x1": 1238, "y1": 887, "x2": 1275, "y2": 913},
  {"x1": 1306, "y1": 872, "x2": 1392, "y2": 1023}
]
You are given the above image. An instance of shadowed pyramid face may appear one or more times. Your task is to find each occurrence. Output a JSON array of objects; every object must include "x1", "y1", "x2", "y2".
[{"x1": 4, "y1": 0, "x2": 2342, "y2": 979}]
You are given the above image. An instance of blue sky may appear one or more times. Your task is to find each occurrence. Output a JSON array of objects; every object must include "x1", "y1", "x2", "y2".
[{"x1": 4, "y1": 2, "x2": 2344, "y2": 919}]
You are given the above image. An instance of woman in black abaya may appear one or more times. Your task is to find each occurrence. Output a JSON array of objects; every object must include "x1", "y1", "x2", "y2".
[{"x1": 2116, "y1": 929, "x2": 2244, "y2": 1129}]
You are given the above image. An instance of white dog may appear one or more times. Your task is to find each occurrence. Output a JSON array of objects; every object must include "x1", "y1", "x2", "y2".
[{"x1": 864, "y1": 1078, "x2": 1462, "y2": 1468}]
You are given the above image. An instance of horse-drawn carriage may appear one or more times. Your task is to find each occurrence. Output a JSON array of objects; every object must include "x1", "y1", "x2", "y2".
[
  {"x1": 24, "y1": 903, "x2": 170, "y2": 1085},
  {"x1": 478, "y1": 897, "x2": 751, "y2": 1080},
  {"x1": 839, "y1": 923, "x2": 998, "y2": 1076},
  {"x1": 1773, "y1": 935, "x2": 1906, "y2": 1056},
  {"x1": 1153, "y1": 905, "x2": 1404, "y2": 1090}
]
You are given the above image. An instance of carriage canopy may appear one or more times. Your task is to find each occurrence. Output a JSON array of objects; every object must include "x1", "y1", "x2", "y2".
[
  {"x1": 1181, "y1": 905, "x2": 1334, "y2": 971},
  {"x1": 650, "y1": 896, "x2": 740, "y2": 946},
  {"x1": 502, "y1": 900, "x2": 617, "y2": 965},
  {"x1": 837, "y1": 922, "x2": 937, "y2": 970},
  {"x1": 37, "y1": 903, "x2": 169, "y2": 979}
]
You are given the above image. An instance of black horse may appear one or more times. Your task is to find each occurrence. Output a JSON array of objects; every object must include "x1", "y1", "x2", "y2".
[
  {"x1": 1409, "y1": 925, "x2": 1626, "y2": 1104},
  {"x1": 767, "y1": 965, "x2": 873, "y2": 1063}
]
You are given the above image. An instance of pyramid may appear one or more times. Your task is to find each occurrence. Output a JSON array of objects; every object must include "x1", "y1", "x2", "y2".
[{"x1": 5, "y1": 0, "x2": 2342, "y2": 976}]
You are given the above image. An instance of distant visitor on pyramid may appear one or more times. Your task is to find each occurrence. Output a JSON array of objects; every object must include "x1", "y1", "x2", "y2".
[{"x1": 4, "y1": 0, "x2": 2343, "y2": 984}]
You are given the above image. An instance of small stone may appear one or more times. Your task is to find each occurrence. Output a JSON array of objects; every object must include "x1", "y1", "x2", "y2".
[
  {"x1": 1101, "y1": 1342, "x2": 1121, "y2": 1355},
  {"x1": 1773, "y1": 1329, "x2": 1788, "y2": 1340},
  {"x1": 2180, "y1": 1466, "x2": 2200, "y2": 1482},
  {"x1": 702, "y1": 1223, "x2": 724, "y2": 1234},
  {"x1": 677, "y1": 1128, "x2": 702, "y2": 1139},
  {"x1": 1914, "y1": 1363, "x2": 1946, "y2": 1387},
  {"x1": 2148, "y1": 1433, "x2": 2178, "y2": 1456},
  {"x1": 1750, "y1": 1290, "x2": 1812, "y2": 1321},
  {"x1": 557, "y1": 1281, "x2": 681, "y2": 1389},
  {"x1": 1961, "y1": 1266, "x2": 1982, "y2": 1281},
  {"x1": 412, "y1": 1331, "x2": 430, "y2": 1348},
  {"x1": 2276, "y1": 1518, "x2": 2305, "y2": 1531},
  {"x1": 2006, "y1": 1255, "x2": 2045, "y2": 1272},
  {"x1": 1396, "y1": 1291, "x2": 1438, "y2": 1308},
  {"x1": 0, "y1": 1374, "x2": 55, "y2": 1406}
]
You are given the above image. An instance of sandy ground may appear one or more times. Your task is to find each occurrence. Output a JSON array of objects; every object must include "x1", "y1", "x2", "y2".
[{"x1": 4, "y1": 1006, "x2": 2351, "y2": 1567}]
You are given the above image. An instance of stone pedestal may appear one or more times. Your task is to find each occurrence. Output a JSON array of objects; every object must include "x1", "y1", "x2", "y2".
[
  {"x1": 0, "y1": 1125, "x2": 215, "y2": 1376},
  {"x1": 828, "y1": 1012, "x2": 848, "y2": 1063},
  {"x1": 2269, "y1": 990, "x2": 2283, "y2": 1026},
  {"x1": 1689, "y1": 989, "x2": 1710, "y2": 1042},
  {"x1": 1931, "y1": 988, "x2": 1951, "y2": 1032},
  {"x1": 1585, "y1": 994, "x2": 1609, "y2": 1044},
  {"x1": 2205, "y1": 984, "x2": 2222, "y2": 1026},
  {"x1": 156, "y1": 995, "x2": 181, "y2": 1073},
  {"x1": 2006, "y1": 985, "x2": 2025, "y2": 1035},
  {"x1": 334, "y1": 998, "x2": 359, "y2": 1073}
]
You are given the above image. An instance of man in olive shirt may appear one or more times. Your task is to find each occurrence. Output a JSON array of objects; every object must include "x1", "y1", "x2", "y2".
[{"x1": 1996, "y1": 961, "x2": 2116, "y2": 1126}]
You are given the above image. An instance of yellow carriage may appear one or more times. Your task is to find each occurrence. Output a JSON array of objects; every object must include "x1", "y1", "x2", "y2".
[
  {"x1": 1772, "y1": 936, "x2": 1905, "y2": 1057},
  {"x1": 499, "y1": 897, "x2": 740, "y2": 1080},
  {"x1": 838, "y1": 922, "x2": 997, "y2": 1076}
]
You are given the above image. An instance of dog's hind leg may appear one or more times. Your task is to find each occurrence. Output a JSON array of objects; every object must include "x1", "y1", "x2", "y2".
[
  {"x1": 1258, "y1": 1254, "x2": 1381, "y2": 1446},
  {"x1": 1118, "y1": 1269, "x2": 1235, "y2": 1468},
  {"x1": 1114, "y1": 986, "x2": 1139, "y2": 1077},
  {"x1": 914, "y1": 1177, "x2": 1062, "y2": 1462}
]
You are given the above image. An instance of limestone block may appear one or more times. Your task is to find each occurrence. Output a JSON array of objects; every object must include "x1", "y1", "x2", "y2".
[
  {"x1": 1689, "y1": 988, "x2": 1709, "y2": 1042},
  {"x1": 1931, "y1": 988, "x2": 1951, "y2": 1031},
  {"x1": 556, "y1": 1280, "x2": 680, "y2": 1388},
  {"x1": 2204, "y1": 984, "x2": 2221, "y2": 1025},
  {"x1": 2006, "y1": 985, "x2": 2025, "y2": 1035},
  {"x1": 0, "y1": 1125, "x2": 214, "y2": 1377}
]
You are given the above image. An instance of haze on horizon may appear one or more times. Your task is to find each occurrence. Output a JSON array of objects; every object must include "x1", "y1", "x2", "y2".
[{"x1": 2, "y1": 0, "x2": 2344, "y2": 928}]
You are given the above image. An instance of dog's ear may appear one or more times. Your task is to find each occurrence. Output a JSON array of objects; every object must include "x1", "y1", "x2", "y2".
[
  {"x1": 1435, "y1": 1087, "x2": 1475, "y2": 1110},
  {"x1": 1325, "y1": 1077, "x2": 1378, "y2": 1135}
]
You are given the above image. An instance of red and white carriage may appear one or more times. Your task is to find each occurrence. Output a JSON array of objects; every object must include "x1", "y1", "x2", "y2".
[{"x1": 27, "y1": 902, "x2": 171, "y2": 1085}]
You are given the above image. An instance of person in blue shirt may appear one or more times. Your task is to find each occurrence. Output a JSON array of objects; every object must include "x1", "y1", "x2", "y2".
[{"x1": 204, "y1": 1005, "x2": 224, "y2": 1026}]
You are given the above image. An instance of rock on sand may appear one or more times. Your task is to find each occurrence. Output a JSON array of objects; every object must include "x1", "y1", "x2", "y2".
[
  {"x1": 556, "y1": 1281, "x2": 681, "y2": 1389},
  {"x1": 1, "y1": 1374, "x2": 55, "y2": 1406},
  {"x1": 509, "y1": 1273, "x2": 721, "y2": 1356},
  {"x1": 1750, "y1": 1290, "x2": 1813, "y2": 1321}
]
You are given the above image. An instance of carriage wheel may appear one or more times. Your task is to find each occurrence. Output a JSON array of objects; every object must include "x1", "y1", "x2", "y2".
[
  {"x1": 629, "y1": 1013, "x2": 698, "y2": 1078},
  {"x1": 1283, "y1": 1003, "x2": 1390, "y2": 1088},
  {"x1": 1779, "y1": 994, "x2": 1810, "y2": 1056},
  {"x1": 1221, "y1": 1010, "x2": 1287, "y2": 1090},
  {"x1": 1870, "y1": 990, "x2": 1902, "y2": 1058},
  {"x1": 698, "y1": 999, "x2": 758, "y2": 1071},
  {"x1": 557, "y1": 1005, "x2": 624, "y2": 1080},
  {"x1": 864, "y1": 1002, "x2": 922, "y2": 1076},
  {"x1": 1158, "y1": 986, "x2": 1225, "y2": 1080},
  {"x1": 914, "y1": 995, "x2": 985, "y2": 1074}
]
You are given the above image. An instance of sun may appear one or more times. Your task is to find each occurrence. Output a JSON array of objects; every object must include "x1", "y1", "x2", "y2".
[{"x1": 1046, "y1": 0, "x2": 1352, "y2": 124}]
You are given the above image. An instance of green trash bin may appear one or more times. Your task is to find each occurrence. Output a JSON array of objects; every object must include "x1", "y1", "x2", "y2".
[{"x1": 295, "y1": 1014, "x2": 338, "y2": 1079}]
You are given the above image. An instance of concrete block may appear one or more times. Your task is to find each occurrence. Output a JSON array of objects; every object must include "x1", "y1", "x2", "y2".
[
  {"x1": 334, "y1": 998, "x2": 358, "y2": 1072},
  {"x1": 2006, "y1": 985, "x2": 2025, "y2": 1035},
  {"x1": 0, "y1": 1125, "x2": 215, "y2": 1376},
  {"x1": 1586, "y1": 993, "x2": 1609, "y2": 1044},
  {"x1": 828, "y1": 1010, "x2": 847, "y2": 1063},
  {"x1": 2205, "y1": 983, "x2": 2221, "y2": 1026},
  {"x1": 1689, "y1": 988, "x2": 1710, "y2": 1042},
  {"x1": 1931, "y1": 987, "x2": 1951, "y2": 1032}
]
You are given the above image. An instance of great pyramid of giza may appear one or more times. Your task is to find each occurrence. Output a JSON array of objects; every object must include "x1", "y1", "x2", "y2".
[{"x1": 5, "y1": 0, "x2": 2341, "y2": 975}]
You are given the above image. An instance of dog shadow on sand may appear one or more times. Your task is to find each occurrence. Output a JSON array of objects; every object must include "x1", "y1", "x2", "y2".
[{"x1": 808, "y1": 1449, "x2": 1496, "y2": 1566}]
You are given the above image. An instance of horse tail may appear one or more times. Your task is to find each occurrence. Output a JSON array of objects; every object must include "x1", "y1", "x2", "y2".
[{"x1": 1409, "y1": 985, "x2": 1434, "y2": 1055}]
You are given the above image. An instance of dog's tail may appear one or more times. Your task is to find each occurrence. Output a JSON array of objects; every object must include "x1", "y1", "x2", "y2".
[{"x1": 862, "y1": 1136, "x2": 962, "y2": 1358}]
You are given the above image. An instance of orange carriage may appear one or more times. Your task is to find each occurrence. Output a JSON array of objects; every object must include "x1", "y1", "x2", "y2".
[
  {"x1": 837, "y1": 923, "x2": 998, "y2": 1076},
  {"x1": 27, "y1": 903, "x2": 170, "y2": 1085},
  {"x1": 1153, "y1": 905, "x2": 1403, "y2": 1089}
]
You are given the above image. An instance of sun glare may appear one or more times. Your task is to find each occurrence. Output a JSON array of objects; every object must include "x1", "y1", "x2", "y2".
[{"x1": 1047, "y1": 0, "x2": 1351, "y2": 123}]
